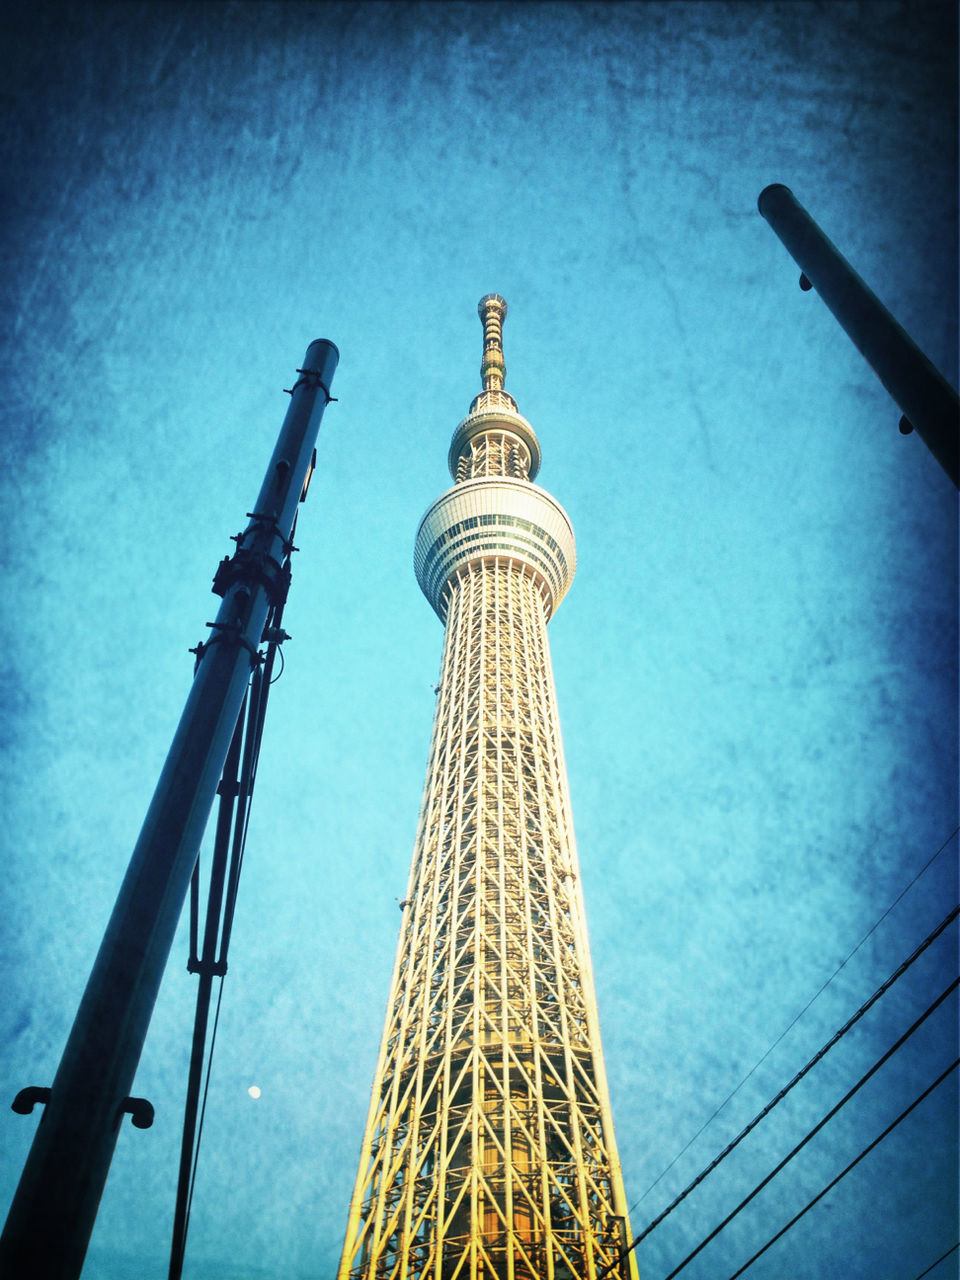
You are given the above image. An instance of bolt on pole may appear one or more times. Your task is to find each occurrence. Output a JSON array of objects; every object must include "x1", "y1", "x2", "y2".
[
  {"x1": 0, "y1": 339, "x2": 339, "y2": 1280},
  {"x1": 758, "y1": 183, "x2": 958, "y2": 488}
]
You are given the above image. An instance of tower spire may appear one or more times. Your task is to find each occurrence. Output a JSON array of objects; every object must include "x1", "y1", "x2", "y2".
[
  {"x1": 479, "y1": 292, "x2": 508, "y2": 391},
  {"x1": 447, "y1": 296, "x2": 542, "y2": 484}
]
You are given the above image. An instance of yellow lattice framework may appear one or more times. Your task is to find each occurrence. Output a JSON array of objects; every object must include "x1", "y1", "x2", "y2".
[{"x1": 338, "y1": 298, "x2": 636, "y2": 1280}]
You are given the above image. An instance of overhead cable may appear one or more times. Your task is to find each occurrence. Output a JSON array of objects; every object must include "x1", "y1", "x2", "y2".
[
  {"x1": 597, "y1": 907, "x2": 959, "y2": 1280},
  {"x1": 726, "y1": 1057, "x2": 960, "y2": 1279},
  {"x1": 913, "y1": 1243, "x2": 959, "y2": 1280},
  {"x1": 627, "y1": 826, "x2": 958, "y2": 1216},
  {"x1": 662, "y1": 980, "x2": 958, "y2": 1280}
]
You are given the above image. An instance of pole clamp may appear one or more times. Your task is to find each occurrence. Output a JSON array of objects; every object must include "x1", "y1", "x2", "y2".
[
  {"x1": 235, "y1": 512, "x2": 299, "y2": 558},
  {"x1": 202, "y1": 621, "x2": 263, "y2": 667},
  {"x1": 283, "y1": 367, "x2": 338, "y2": 401},
  {"x1": 187, "y1": 957, "x2": 228, "y2": 977}
]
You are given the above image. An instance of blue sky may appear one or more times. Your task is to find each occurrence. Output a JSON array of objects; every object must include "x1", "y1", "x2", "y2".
[{"x1": 1, "y1": 3, "x2": 957, "y2": 1277}]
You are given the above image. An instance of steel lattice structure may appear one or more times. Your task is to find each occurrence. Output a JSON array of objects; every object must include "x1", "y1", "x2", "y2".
[{"x1": 338, "y1": 298, "x2": 636, "y2": 1280}]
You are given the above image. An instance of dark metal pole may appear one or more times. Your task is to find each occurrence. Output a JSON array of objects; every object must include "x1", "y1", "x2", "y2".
[
  {"x1": 0, "y1": 339, "x2": 339, "y2": 1279},
  {"x1": 758, "y1": 183, "x2": 959, "y2": 488}
]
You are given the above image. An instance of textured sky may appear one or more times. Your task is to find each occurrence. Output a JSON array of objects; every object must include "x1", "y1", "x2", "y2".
[{"x1": 1, "y1": 3, "x2": 957, "y2": 1278}]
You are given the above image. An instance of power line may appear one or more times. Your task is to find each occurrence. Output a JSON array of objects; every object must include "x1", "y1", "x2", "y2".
[
  {"x1": 627, "y1": 825, "x2": 959, "y2": 1216},
  {"x1": 726, "y1": 1057, "x2": 960, "y2": 1279},
  {"x1": 597, "y1": 906, "x2": 959, "y2": 1280},
  {"x1": 660, "y1": 979, "x2": 958, "y2": 1279},
  {"x1": 914, "y1": 1243, "x2": 959, "y2": 1280}
]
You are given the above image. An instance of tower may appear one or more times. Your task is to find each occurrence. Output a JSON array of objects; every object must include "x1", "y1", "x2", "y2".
[{"x1": 338, "y1": 298, "x2": 636, "y2": 1280}]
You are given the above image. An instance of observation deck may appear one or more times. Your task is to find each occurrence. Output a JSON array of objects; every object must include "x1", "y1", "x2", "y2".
[{"x1": 415, "y1": 477, "x2": 576, "y2": 621}]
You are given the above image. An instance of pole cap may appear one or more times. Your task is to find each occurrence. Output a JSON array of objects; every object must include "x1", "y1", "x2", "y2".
[
  {"x1": 302, "y1": 339, "x2": 340, "y2": 388},
  {"x1": 757, "y1": 183, "x2": 794, "y2": 216}
]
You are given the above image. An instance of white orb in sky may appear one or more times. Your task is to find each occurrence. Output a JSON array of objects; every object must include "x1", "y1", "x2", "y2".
[{"x1": 248, "y1": 1085, "x2": 261, "y2": 1099}]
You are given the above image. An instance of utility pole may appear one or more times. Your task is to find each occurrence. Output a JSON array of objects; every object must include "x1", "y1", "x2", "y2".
[
  {"x1": 758, "y1": 183, "x2": 958, "y2": 488},
  {"x1": 1, "y1": 339, "x2": 338, "y2": 1280}
]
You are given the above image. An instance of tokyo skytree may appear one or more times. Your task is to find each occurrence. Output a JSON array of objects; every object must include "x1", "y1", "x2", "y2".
[{"x1": 338, "y1": 296, "x2": 636, "y2": 1280}]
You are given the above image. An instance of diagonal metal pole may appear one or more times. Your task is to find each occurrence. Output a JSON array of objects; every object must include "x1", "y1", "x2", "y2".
[
  {"x1": 758, "y1": 183, "x2": 959, "y2": 488},
  {"x1": 0, "y1": 339, "x2": 338, "y2": 1280}
]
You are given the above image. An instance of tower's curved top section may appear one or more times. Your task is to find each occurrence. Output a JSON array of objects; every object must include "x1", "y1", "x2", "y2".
[
  {"x1": 417, "y1": 297, "x2": 576, "y2": 621},
  {"x1": 447, "y1": 294, "x2": 542, "y2": 483}
]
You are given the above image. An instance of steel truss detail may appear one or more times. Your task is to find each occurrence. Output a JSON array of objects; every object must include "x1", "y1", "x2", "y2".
[{"x1": 338, "y1": 558, "x2": 635, "y2": 1280}]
